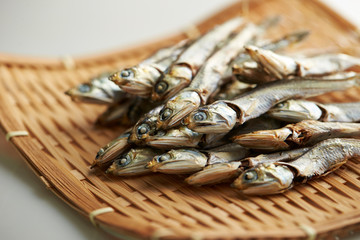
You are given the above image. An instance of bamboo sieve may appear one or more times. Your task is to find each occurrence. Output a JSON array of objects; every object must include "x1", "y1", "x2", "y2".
[{"x1": 1, "y1": 0, "x2": 360, "y2": 239}]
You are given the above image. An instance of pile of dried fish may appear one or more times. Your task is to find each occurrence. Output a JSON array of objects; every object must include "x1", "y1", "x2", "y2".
[{"x1": 66, "y1": 16, "x2": 360, "y2": 196}]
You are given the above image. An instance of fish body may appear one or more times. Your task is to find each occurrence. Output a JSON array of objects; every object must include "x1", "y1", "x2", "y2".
[
  {"x1": 234, "y1": 138, "x2": 360, "y2": 195},
  {"x1": 233, "y1": 120, "x2": 360, "y2": 151},
  {"x1": 185, "y1": 74, "x2": 360, "y2": 134},
  {"x1": 208, "y1": 77, "x2": 255, "y2": 103}
]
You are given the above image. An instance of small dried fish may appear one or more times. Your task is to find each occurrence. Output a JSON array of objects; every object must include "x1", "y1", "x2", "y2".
[
  {"x1": 65, "y1": 72, "x2": 125, "y2": 104},
  {"x1": 184, "y1": 74, "x2": 360, "y2": 134},
  {"x1": 233, "y1": 138, "x2": 360, "y2": 195},
  {"x1": 151, "y1": 17, "x2": 244, "y2": 102},
  {"x1": 243, "y1": 45, "x2": 360, "y2": 81},
  {"x1": 147, "y1": 144, "x2": 249, "y2": 174},
  {"x1": 232, "y1": 30, "x2": 310, "y2": 83},
  {"x1": 106, "y1": 148, "x2": 162, "y2": 176},
  {"x1": 233, "y1": 120, "x2": 360, "y2": 151},
  {"x1": 186, "y1": 147, "x2": 309, "y2": 186},
  {"x1": 268, "y1": 99, "x2": 360, "y2": 123},
  {"x1": 109, "y1": 40, "x2": 189, "y2": 98}
]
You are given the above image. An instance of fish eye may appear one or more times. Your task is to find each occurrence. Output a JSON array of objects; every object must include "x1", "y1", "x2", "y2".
[
  {"x1": 95, "y1": 148, "x2": 104, "y2": 160},
  {"x1": 78, "y1": 84, "x2": 91, "y2": 93},
  {"x1": 160, "y1": 108, "x2": 173, "y2": 121},
  {"x1": 275, "y1": 102, "x2": 285, "y2": 108},
  {"x1": 193, "y1": 112, "x2": 207, "y2": 122},
  {"x1": 116, "y1": 155, "x2": 131, "y2": 167},
  {"x1": 157, "y1": 153, "x2": 171, "y2": 163},
  {"x1": 120, "y1": 69, "x2": 134, "y2": 78},
  {"x1": 243, "y1": 170, "x2": 258, "y2": 182},
  {"x1": 155, "y1": 81, "x2": 168, "y2": 94},
  {"x1": 137, "y1": 123, "x2": 150, "y2": 135}
]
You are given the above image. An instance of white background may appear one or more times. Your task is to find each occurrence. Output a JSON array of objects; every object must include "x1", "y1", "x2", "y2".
[{"x1": 0, "y1": 1, "x2": 360, "y2": 239}]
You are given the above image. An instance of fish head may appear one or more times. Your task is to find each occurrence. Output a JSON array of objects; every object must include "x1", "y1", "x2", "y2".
[
  {"x1": 147, "y1": 149, "x2": 207, "y2": 174},
  {"x1": 65, "y1": 72, "x2": 123, "y2": 104},
  {"x1": 232, "y1": 163, "x2": 294, "y2": 195},
  {"x1": 145, "y1": 126, "x2": 202, "y2": 149},
  {"x1": 232, "y1": 61, "x2": 274, "y2": 84},
  {"x1": 184, "y1": 101, "x2": 237, "y2": 133},
  {"x1": 152, "y1": 64, "x2": 193, "y2": 102},
  {"x1": 92, "y1": 132, "x2": 130, "y2": 168},
  {"x1": 129, "y1": 119, "x2": 158, "y2": 144},
  {"x1": 110, "y1": 66, "x2": 160, "y2": 97},
  {"x1": 65, "y1": 82, "x2": 115, "y2": 104},
  {"x1": 128, "y1": 105, "x2": 164, "y2": 143},
  {"x1": 106, "y1": 148, "x2": 158, "y2": 176},
  {"x1": 267, "y1": 100, "x2": 322, "y2": 122},
  {"x1": 157, "y1": 91, "x2": 201, "y2": 129}
]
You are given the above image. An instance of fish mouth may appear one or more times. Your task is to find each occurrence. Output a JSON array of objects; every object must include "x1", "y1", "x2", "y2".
[{"x1": 108, "y1": 72, "x2": 122, "y2": 83}]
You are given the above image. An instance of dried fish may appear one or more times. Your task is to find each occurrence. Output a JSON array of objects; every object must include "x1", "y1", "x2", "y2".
[
  {"x1": 233, "y1": 120, "x2": 360, "y2": 151},
  {"x1": 232, "y1": 30, "x2": 310, "y2": 83},
  {"x1": 242, "y1": 45, "x2": 360, "y2": 81},
  {"x1": 185, "y1": 74, "x2": 360, "y2": 134},
  {"x1": 109, "y1": 40, "x2": 189, "y2": 98},
  {"x1": 65, "y1": 72, "x2": 125, "y2": 104},
  {"x1": 186, "y1": 147, "x2": 309, "y2": 186},
  {"x1": 233, "y1": 138, "x2": 360, "y2": 195},
  {"x1": 106, "y1": 148, "x2": 162, "y2": 176},
  {"x1": 147, "y1": 144, "x2": 249, "y2": 174},
  {"x1": 268, "y1": 99, "x2": 360, "y2": 123}
]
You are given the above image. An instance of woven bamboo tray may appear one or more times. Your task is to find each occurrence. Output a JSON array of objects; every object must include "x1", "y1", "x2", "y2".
[{"x1": 2, "y1": 0, "x2": 360, "y2": 239}]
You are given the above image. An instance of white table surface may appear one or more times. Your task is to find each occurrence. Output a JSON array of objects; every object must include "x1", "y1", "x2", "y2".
[{"x1": 1, "y1": 1, "x2": 360, "y2": 239}]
